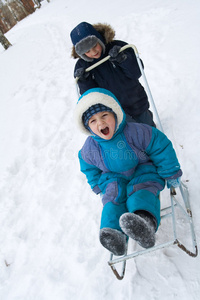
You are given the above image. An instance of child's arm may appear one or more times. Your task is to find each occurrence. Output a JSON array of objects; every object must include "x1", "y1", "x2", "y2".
[
  {"x1": 108, "y1": 41, "x2": 143, "y2": 80},
  {"x1": 78, "y1": 150, "x2": 102, "y2": 194},
  {"x1": 145, "y1": 127, "x2": 182, "y2": 180}
]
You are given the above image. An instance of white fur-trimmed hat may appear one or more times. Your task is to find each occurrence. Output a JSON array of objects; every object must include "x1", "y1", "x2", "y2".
[{"x1": 74, "y1": 88, "x2": 125, "y2": 135}]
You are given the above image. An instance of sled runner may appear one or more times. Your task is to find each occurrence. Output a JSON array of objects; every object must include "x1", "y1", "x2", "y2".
[
  {"x1": 75, "y1": 45, "x2": 198, "y2": 280},
  {"x1": 108, "y1": 183, "x2": 198, "y2": 280}
]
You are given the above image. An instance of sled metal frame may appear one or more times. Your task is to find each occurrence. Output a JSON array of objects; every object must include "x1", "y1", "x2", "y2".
[
  {"x1": 76, "y1": 45, "x2": 198, "y2": 280},
  {"x1": 108, "y1": 182, "x2": 198, "y2": 280}
]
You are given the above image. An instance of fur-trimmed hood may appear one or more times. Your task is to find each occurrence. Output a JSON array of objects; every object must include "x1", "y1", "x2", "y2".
[
  {"x1": 74, "y1": 88, "x2": 126, "y2": 136},
  {"x1": 71, "y1": 23, "x2": 115, "y2": 59}
]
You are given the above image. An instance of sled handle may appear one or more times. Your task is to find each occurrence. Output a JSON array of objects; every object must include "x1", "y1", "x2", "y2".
[{"x1": 75, "y1": 44, "x2": 163, "y2": 132}]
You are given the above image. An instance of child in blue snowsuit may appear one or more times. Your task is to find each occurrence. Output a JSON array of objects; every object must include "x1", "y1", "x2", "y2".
[
  {"x1": 70, "y1": 21, "x2": 156, "y2": 127},
  {"x1": 75, "y1": 87, "x2": 182, "y2": 256}
]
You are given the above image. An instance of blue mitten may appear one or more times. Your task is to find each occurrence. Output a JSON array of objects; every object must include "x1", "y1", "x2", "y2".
[
  {"x1": 167, "y1": 177, "x2": 181, "y2": 189},
  {"x1": 109, "y1": 45, "x2": 127, "y2": 63}
]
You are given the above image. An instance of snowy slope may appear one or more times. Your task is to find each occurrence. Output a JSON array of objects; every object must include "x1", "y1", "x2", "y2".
[{"x1": 0, "y1": 0, "x2": 200, "y2": 299}]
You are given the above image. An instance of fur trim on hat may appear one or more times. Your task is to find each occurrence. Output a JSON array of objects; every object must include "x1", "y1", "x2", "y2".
[
  {"x1": 75, "y1": 35, "x2": 105, "y2": 62},
  {"x1": 71, "y1": 23, "x2": 115, "y2": 59},
  {"x1": 74, "y1": 88, "x2": 124, "y2": 135}
]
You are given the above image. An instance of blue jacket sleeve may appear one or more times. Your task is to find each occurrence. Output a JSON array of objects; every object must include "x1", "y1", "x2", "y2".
[
  {"x1": 78, "y1": 150, "x2": 102, "y2": 194},
  {"x1": 145, "y1": 127, "x2": 182, "y2": 179}
]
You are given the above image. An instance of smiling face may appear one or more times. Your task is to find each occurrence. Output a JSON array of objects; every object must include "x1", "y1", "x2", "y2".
[
  {"x1": 88, "y1": 111, "x2": 116, "y2": 140},
  {"x1": 85, "y1": 43, "x2": 102, "y2": 59}
]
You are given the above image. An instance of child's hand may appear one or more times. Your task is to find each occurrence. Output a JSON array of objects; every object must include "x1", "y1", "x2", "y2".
[
  {"x1": 167, "y1": 177, "x2": 181, "y2": 189},
  {"x1": 75, "y1": 68, "x2": 90, "y2": 80},
  {"x1": 109, "y1": 45, "x2": 127, "y2": 63}
]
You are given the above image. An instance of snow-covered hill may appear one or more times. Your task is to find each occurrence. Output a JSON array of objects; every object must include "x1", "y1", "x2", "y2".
[{"x1": 0, "y1": 0, "x2": 200, "y2": 299}]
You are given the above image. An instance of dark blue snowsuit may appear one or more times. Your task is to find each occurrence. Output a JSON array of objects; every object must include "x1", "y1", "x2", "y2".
[{"x1": 71, "y1": 23, "x2": 154, "y2": 126}]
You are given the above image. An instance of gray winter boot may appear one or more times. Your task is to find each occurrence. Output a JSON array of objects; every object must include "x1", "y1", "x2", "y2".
[
  {"x1": 119, "y1": 211, "x2": 157, "y2": 248},
  {"x1": 99, "y1": 228, "x2": 127, "y2": 256}
]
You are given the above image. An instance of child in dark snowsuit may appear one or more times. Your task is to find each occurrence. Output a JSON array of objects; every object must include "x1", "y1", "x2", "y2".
[
  {"x1": 70, "y1": 21, "x2": 156, "y2": 127},
  {"x1": 75, "y1": 88, "x2": 182, "y2": 256}
]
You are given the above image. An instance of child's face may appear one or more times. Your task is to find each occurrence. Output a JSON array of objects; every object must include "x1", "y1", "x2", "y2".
[
  {"x1": 85, "y1": 43, "x2": 102, "y2": 59},
  {"x1": 88, "y1": 111, "x2": 116, "y2": 140}
]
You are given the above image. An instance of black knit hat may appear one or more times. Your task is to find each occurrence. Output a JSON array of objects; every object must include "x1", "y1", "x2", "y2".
[{"x1": 82, "y1": 103, "x2": 113, "y2": 128}]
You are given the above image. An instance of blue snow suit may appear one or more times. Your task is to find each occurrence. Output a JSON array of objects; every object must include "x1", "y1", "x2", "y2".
[{"x1": 78, "y1": 90, "x2": 182, "y2": 232}]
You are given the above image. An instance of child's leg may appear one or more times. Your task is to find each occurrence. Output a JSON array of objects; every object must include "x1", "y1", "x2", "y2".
[
  {"x1": 126, "y1": 167, "x2": 165, "y2": 227},
  {"x1": 126, "y1": 189, "x2": 161, "y2": 228},
  {"x1": 119, "y1": 173, "x2": 165, "y2": 248},
  {"x1": 99, "y1": 179, "x2": 128, "y2": 256},
  {"x1": 120, "y1": 191, "x2": 159, "y2": 248},
  {"x1": 100, "y1": 201, "x2": 127, "y2": 231},
  {"x1": 133, "y1": 110, "x2": 156, "y2": 127}
]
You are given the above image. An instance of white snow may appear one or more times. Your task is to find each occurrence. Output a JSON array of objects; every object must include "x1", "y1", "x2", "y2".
[{"x1": 0, "y1": 0, "x2": 200, "y2": 299}]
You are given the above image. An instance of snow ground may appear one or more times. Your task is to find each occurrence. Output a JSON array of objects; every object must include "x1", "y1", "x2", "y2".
[{"x1": 0, "y1": 0, "x2": 200, "y2": 299}]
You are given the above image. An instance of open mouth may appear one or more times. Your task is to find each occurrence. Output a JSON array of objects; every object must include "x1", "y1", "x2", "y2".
[{"x1": 101, "y1": 127, "x2": 109, "y2": 135}]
